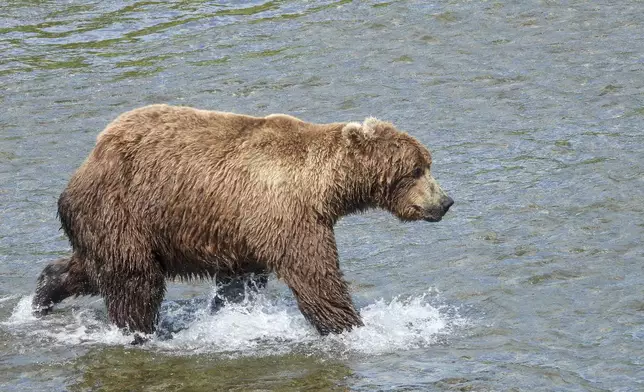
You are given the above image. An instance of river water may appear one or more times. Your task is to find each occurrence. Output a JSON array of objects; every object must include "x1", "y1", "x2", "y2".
[{"x1": 1, "y1": 1, "x2": 642, "y2": 391}]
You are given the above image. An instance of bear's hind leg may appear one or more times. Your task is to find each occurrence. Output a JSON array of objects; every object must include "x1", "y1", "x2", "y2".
[
  {"x1": 210, "y1": 272, "x2": 269, "y2": 312},
  {"x1": 104, "y1": 268, "x2": 166, "y2": 335},
  {"x1": 32, "y1": 254, "x2": 98, "y2": 315}
]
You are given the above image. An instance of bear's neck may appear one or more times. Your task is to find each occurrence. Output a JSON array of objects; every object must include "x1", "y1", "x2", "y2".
[{"x1": 308, "y1": 124, "x2": 381, "y2": 224}]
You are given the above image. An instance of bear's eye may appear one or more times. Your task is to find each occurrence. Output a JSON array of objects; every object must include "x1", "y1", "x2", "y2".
[{"x1": 412, "y1": 167, "x2": 424, "y2": 178}]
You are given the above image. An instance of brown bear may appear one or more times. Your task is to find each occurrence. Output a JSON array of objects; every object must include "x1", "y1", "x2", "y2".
[{"x1": 32, "y1": 104, "x2": 453, "y2": 337}]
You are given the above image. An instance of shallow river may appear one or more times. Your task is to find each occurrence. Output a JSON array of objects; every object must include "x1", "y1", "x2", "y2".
[{"x1": 1, "y1": 1, "x2": 643, "y2": 391}]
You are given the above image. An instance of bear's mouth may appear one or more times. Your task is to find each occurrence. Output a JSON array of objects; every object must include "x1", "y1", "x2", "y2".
[
  {"x1": 423, "y1": 215, "x2": 443, "y2": 223},
  {"x1": 412, "y1": 205, "x2": 445, "y2": 222},
  {"x1": 421, "y1": 206, "x2": 448, "y2": 222}
]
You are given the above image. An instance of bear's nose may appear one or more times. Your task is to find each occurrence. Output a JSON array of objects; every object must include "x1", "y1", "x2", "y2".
[{"x1": 441, "y1": 196, "x2": 454, "y2": 212}]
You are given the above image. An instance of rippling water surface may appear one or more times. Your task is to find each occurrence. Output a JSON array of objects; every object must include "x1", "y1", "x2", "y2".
[{"x1": 1, "y1": 1, "x2": 643, "y2": 391}]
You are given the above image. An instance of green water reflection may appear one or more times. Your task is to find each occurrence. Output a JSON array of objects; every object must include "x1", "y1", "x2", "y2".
[{"x1": 69, "y1": 348, "x2": 352, "y2": 392}]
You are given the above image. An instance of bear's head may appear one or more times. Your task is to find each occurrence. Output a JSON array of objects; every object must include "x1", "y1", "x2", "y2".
[{"x1": 341, "y1": 118, "x2": 453, "y2": 222}]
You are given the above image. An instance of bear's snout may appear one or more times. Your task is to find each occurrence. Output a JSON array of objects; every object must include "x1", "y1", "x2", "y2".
[
  {"x1": 421, "y1": 195, "x2": 453, "y2": 222},
  {"x1": 441, "y1": 196, "x2": 454, "y2": 212}
]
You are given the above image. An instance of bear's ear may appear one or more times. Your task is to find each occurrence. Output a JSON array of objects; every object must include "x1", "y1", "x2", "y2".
[
  {"x1": 342, "y1": 121, "x2": 375, "y2": 145},
  {"x1": 363, "y1": 117, "x2": 394, "y2": 133}
]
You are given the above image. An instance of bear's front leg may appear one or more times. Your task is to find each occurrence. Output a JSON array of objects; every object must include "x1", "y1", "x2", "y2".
[
  {"x1": 286, "y1": 269, "x2": 363, "y2": 335},
  {"x1": 276, "y1": 227, "x2": 363, "y2": 335}
]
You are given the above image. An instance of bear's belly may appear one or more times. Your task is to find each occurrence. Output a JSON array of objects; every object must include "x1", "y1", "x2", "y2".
[{"x1": 157, "y1": 247, "x2": 267, "y2": 280}]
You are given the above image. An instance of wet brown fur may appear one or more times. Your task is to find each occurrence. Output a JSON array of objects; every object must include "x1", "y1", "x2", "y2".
[{"x1": 33, "y1": 104, "x2": 451, "y2": 335}]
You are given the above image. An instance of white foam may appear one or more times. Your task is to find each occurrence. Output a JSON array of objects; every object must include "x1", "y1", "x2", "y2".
[
  {"x1": 320, "y1": 294, "x2": 461, "y2": 355},
  {"x1": 1, "y1": 288, "x2": 468, "y2": 357},
  {"x1": 154, "y1": 293, "x2": 314, "y2": 356}
]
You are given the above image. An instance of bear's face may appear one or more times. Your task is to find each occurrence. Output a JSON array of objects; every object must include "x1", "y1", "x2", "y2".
[
  {"x1": 342, "y1": 118, "x2": 453, "y2": 222},
  {"x1": 387, "y1": 165, "x2": 453, "y2": 222}
]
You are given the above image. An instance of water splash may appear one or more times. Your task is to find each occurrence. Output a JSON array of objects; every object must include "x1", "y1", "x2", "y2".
[
  {"x1": 1, "y1": 288, "x2": 468, "y2": 358},
  {"x1": 4, "y1": 295, "x2": 39, "y2": 325},
  {"x1": 321, "y1": 294, "x2": 463, "y2": 355}
]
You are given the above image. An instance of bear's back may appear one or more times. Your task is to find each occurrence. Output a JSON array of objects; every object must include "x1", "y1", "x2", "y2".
[{"x1": 96, "y1": 104, "x2": 265, "y2": 153}]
